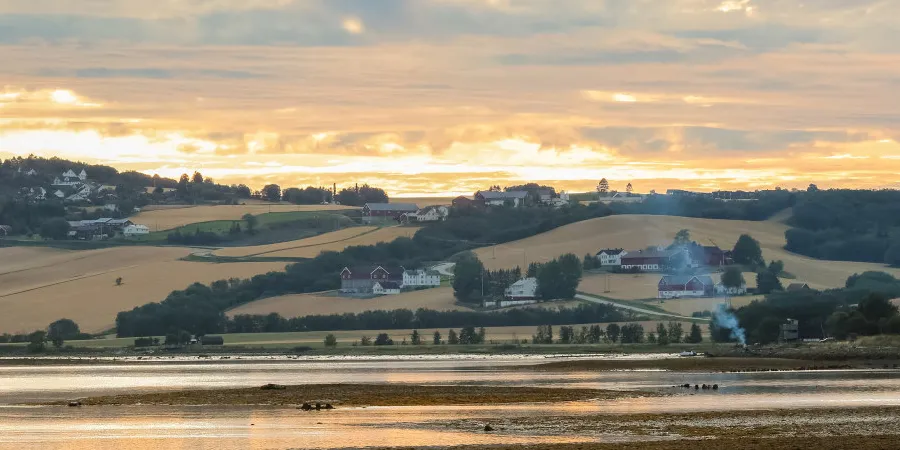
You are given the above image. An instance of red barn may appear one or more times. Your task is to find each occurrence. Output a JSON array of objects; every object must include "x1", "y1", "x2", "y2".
[{"x1": 658, "y1": 275, "x2": 715, "y2": 299}]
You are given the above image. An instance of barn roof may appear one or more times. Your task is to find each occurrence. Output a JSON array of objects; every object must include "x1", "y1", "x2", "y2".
[{"x1": 659, "y1": 275, "x2": 714, "y2": 286}]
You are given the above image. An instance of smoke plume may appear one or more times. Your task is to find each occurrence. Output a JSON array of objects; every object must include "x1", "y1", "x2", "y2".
[{"x1": 713, "y1": 303, "x2": 747, "y2": 345}]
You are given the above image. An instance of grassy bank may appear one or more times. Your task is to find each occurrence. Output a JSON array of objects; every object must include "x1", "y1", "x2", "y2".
[{"x1": 54, "y1": 384, "x2": 642, "y2": 407}]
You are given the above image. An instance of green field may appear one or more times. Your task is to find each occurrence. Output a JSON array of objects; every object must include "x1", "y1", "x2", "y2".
[{"x1": 127, "y1": 211, "x2": 357, "y2": 245}]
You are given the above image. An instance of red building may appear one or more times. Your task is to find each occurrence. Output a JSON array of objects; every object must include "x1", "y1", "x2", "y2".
[
  {"x1": 451, "y1": 196, "x2": 484, "y2": 209},
  {"x1": 658, "y1": 275, "x2": 715, "y2": 298},
  {"x1": 362, "y1": 203, "x2": 419, "y2": 223}
]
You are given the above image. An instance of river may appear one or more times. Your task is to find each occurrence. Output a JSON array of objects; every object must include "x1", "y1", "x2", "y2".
[{"x1": 1, "y1": 354, "x2": 898, "y2": 449}]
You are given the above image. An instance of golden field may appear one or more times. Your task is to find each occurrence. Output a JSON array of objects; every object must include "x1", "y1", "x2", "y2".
[
  {"x1": 253, "y1": 226, "x2": 419, "y2": 259},
  {"x1": 132, "y1": 204, "x2": 357, "y2": 231},
  {"x1": 214, "y1": 226, "x2": 377, "y2": 257},
  {"x1": 475, "y1": 214, "x2": 900, "y2": 290},
  {"x1": 228, "y1": 287, "x2": 468, "y2": 318},
  {"x1": 0, "y1": 246, "x2": 286, "y2": 334}
]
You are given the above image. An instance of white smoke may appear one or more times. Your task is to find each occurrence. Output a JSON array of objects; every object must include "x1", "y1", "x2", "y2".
[{"x1": 713, "y1": 303, "x2": 747, "y2": 345}]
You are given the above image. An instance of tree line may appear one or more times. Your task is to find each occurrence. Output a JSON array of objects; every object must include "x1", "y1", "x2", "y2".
[{"x1": 712, "y1": 271, "x2": 900, "y2": 344}]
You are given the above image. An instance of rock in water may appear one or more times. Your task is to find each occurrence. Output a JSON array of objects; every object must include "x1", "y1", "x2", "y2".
[
  {"x1": 67, "y1": 401, "x2": 82, "y2": 407},
  {"x1": 484, "y1": 424, "x2": 494, "y2": 432},
  {"x1": 260, "y1": 384, "x2": 287, "y2": 390}
]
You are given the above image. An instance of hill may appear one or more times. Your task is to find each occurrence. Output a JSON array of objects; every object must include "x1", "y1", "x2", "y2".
[
  {"x1": 474, "y1": 214, "x2": 900, "y2": 290},
  {"x1": 0, "y1": 246, "x2": 286, "y2": 333}
]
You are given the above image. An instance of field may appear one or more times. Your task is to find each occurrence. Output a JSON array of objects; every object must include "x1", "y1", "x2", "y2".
[
  {"x1": 227, "y1": 287, "x2": 469, "y2": 318},
  {"x1": 216, "y1": 226, "x2": 419, "y2": 259},
  {"x1": 475, "y1": 214, "x2": 900, "y2": 290},
  {"x1": 76, "y1": 319, "x2": 705, "y2": 348},
  {"x1": 0, "y1": 246, "x2": 286, "y2": 334},
  {"x1": 131, "y1": 204, "x2": 357, "y2": 231}
]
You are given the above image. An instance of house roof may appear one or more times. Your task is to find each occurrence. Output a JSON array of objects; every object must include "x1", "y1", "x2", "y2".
[
  {"x1": 786, "y1": 283, "x2": 810, "y2": 291},
  {"x1": 364, "y1": 203, "x2": 419, "y2": 212},
  {"x1": 107, "y1": 219, "x2": 133, "y2": 225},
  {"x1": 477, "y1": 190, "x2": 528, "y2": 200},
  {"x1": 659, "y1": 275, "x2": 714, "y2": 287},
  {"x1": 342, "y1": 265, "x2": 405, "y2": 280},
  {"x1": 596, "y1": 248, "x2": 625, "y2": 255},
  {"x1": 376, "y1": 281, "x2": 402, "y2": 290},
  {"x1": 405, "y1": 269, "x2": 440, "y2": 276}
]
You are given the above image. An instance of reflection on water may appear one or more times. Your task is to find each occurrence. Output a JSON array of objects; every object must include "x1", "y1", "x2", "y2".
[{"x1": 0, "y1": 356, "x2": 898, "y2": 449}]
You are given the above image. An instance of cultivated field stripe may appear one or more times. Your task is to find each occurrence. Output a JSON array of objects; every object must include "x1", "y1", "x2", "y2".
[{"x1": 245, "y1": 227, "x2": 383, "y2": 257}]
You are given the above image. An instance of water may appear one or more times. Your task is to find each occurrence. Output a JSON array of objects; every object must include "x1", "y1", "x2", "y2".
[{"x1": 0, "y1": 355, "x2": 898, "y2": 449}]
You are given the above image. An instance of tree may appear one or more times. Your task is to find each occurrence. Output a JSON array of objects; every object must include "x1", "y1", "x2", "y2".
[
  {"x1": 858, "y1": 294, "x2": 898, "y2": 322},
  {"x1": 324, "y1": 334, "x2": 338, "y2": 348},
  {"x1": 242, "y1": 213, "x2": 258, "y2": 234},
  {"x1": 153, "y1": 186, "x2": 164, "y2": 195},
  {"x1": 360, "y1": 336, "x2": 372, "y2": 346},
  {"x1": 177, "y1": 174, "x2": 190, "y2": 196},
  {"x1": 606, "y1": 323, "x2": 621, "y2": 343},
  {"x1": 667, "y1": 322, "x2": 683, "y2": 344},
  {"x1": 686, "y1": 323, "x2": 703, "y2": 343},
  {"x1": 733, "y1": 234, "x2": 764, "y2": 267},
  {"x1": 583, "y1": 253, "x2": 596, "y2": 270},
  {"x1": 532, "y1": 325, "x2": 553, "y2": 344},
  {"x1": 27, "y1": 331, "x2": 46, "y2": 353},
  {"x1": 40, "y1": 217, "x2": 70, "y2": 240},
  {"x1": 191, "y1": 171, "x2": 204, "y2": 184},
  {"x1": 433, "y1": 330, "x2": 442, "y2": 345},
  {"x1": 48, "y1": 319, "x2": 80, "y2": 343},
  {"x1": 411, "y1": 329, "x2": 422, "y2": 345},
  {"x1": 721, "y1": 267, "x2": 745, "y2": 290},
  {"x1": 453, "y1": 252, "x2": 485, "y2": 303},
  {"x1": 620, "y1": 324, "x2": 644, "y2": 343},
  {"x1": 262, "y1": 184, "x2": 282, "y2": 202},
  {"x1": 673, "y1": 229, "x2": 691, "y2": 246},
  {"x1": 807, "y1": 183, "x2": 819, "y2": 193},
  {"x1": 825, "y1": 311, "x2": 850, "y2": 340},
  {"x1": 656, "y1": 323, "x2": 669, "y2": 345},
  {"x1": 559, "y1": 326, "x2": 575, "y2": 344},
  {"x1": 235, "y1": 184, "x2": 252, "y2": 198},
  {"x1": 756, "y1": 261, "x2": 784, "y2": 294},
  {"x1": 447, "y1": 329, "x2": 459, "y2": 345},
  {"x1": 459, "y1": 326, "x2": 481, "y2": 344},
  {"x1": 597, "y1": 178, "x2": 609, "y2": 195},
  {"x1": 374, "y1": 333, "x2": 394, "y2": 346},
  {"x1": 626, "y1": 183, "x2": 633, "y2": 194},
  {"x1": 115, "y1": 277, "x2": 123, "y2": 286}
]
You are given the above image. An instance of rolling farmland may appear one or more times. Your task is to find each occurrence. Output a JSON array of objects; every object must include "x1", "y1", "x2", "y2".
[
  {"x1": 0, "y1": 246, "x2": 286, "y2": 334},
  {"x1": 474, "y1": 214, "x2": 900, "y2": 290}
]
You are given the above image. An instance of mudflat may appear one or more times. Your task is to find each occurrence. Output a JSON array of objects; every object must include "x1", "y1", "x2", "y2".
[{"x1": 60, "y1": 383, "x2": 649, "y2": 407}]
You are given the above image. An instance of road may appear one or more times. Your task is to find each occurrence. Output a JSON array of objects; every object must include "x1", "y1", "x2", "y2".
[
  {"x1": 431, "y1": 262, "x2": 456, "y2": 276},
  {"x1": 575, "y1": 293, "x2": 706, "y2": 321}
]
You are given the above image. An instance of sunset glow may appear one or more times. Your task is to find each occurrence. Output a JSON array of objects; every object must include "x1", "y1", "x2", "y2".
[{"x1": 2, "y1": 1, "x2": 900, "y2": 196}]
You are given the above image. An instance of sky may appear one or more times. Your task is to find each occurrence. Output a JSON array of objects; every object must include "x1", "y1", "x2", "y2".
[{"x1": 1, "y1": 0, "x2": 900, "y2": 197}]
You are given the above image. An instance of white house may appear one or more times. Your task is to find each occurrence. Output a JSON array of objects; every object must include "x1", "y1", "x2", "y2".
[
  {"x1": 404, "y1": 205, "x2": 449, "y2": 223},
  {"x1": 24, "y1": 169, "x2": 37, "y2": 176},
  {"x1": 550, "y1": 191, "x2": 570, "y2": 208},
  {"x1": 372, "y1": 281, "x2": 402, "y2": 296},
  {"x1": 595, "y1": 249, "x2": 626, "y2": 267},
  {"x1": 505, "y1": 278, "x2": 538, "y2": 300},
  {"x1": 123, "y1": 225, "x2": 151, "y2": 237},
  {"x1": 402, "y1": 269, "x2": 441, "y2": 288},
  {"x1": 53, "y1": 190, "x2": 65, "y2": 199},
  {"x1": 78, "y1": 169, "x2": 88, "y2": 181},
  {"x1": 103, "y1": 203, "x2": 119, "y2": 212},
  {"x1": 716, "y1": 282, "x2": 748, "y2": 296},
  {"x1": 62, "y1": 169, "x2": 78, "y2": 179}
]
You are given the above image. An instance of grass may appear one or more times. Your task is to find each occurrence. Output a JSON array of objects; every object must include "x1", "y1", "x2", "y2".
[{"x1": 128, "y1": 211, "x2": 356, "y2": 244}]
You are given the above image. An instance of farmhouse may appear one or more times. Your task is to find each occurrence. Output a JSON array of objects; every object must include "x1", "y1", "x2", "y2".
[
  {"x1": 786, "y1": 283, "x2": 811, "y2": 292},
  {"x1": 362, "y1": 203, "x2": 419, "y2": 223},
  {"x1": 505, "y1": 277, "x2": 539, "y2": 301},
  {"x1": 402, "y1": 269, "x2": 441, "y2": 288},
  {"x1": 621, "y1": 248, "x2": 686, "y2": 272},
  {"x1": 340, "y1": 265, "x2": 405, "y2": 294},
  {"x1": 475, "y1": 190, "x2": 528, "y2": 208},
  {"x1": 402, "y1": 205, "x2": 449, "y2": 223},
  {"x1": 123, "y1": 224, "x2": 150, "y2": 236},
  {"x1": 372, "y1": 281, "x2": 402, "y2": 296},
  {"x1": 658, "y1": 275, "x2": 715, "y2": 299},
  {"x1": 595, "y1": 248, "x2": 626, "y2": 267}
]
